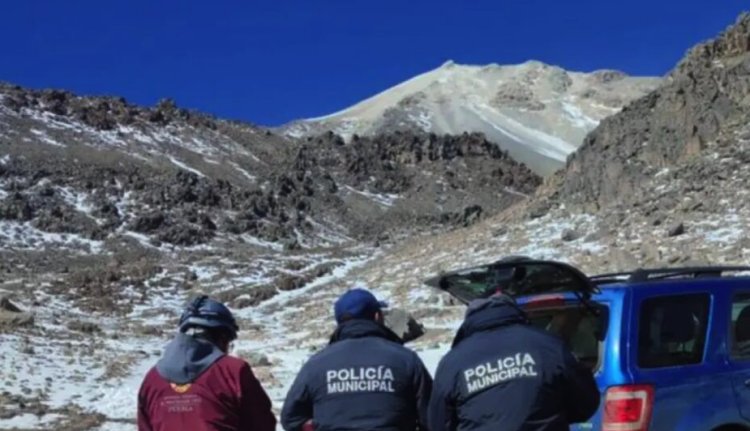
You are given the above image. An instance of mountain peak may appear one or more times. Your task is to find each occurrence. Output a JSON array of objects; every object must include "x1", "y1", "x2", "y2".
[
  {"x1": 439, "y1": 59, "x2": 457, "y2": 69},
  {"x1": 278, "y1": 61, "x2": 661, "y2": 176}
]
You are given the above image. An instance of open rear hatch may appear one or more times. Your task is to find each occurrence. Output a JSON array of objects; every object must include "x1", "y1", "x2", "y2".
[
  {"x1": 423, "y1": 256, "x2": 599, "y2": 305},
  {"x1": 424, "y1": 257, "x2": 607, "y2": 370}
]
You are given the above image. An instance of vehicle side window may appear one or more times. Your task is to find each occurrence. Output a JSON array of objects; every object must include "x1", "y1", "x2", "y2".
[
  {"x1": 637, "y1": 294, "x2": 710, "y2": 368},
  {"x1": 731, "y1": 293, "x2": 750, "y2": 360}
]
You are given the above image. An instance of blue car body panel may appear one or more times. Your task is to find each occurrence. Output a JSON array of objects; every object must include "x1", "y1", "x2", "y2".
[{"x1": 518, "y1": 278, "x2": 750, "y2": 431}]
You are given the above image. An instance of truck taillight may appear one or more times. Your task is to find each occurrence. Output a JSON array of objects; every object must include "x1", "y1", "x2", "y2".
[{"x1": 602, "y1": 385, "x2": 654, "y2": 431}]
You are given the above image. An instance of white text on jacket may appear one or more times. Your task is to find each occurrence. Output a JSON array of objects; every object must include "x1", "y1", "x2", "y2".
[
  {"x1": 326, "y1": 366, "x2": 395, "y2": 394},
  {"x1": 463, "y1": 353, "x2": 538, "y2": 394}
]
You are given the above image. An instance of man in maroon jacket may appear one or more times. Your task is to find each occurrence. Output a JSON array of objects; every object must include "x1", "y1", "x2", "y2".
[{"x1": 138, "y1": 295, "x2": 277, "y2": 431}]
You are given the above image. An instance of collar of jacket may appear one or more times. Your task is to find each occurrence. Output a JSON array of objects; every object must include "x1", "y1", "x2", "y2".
[
  {"x1": 451, "y1": 296, "x2": 528, "y2": 348},
  {"x1": 329, "y1": 319, "x2": 404, "y2": 345}
]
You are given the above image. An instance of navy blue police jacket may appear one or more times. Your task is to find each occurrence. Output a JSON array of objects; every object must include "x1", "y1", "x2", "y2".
[
  {"x1": 281, "y1": 319, "x2": 433, "y2": 431},
  {"x1": 428, "y1": 297, "x2": 600, "y2": 431}
]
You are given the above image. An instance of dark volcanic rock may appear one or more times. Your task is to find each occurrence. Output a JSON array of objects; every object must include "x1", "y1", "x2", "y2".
[
  {"x1": 557, "y1": 13, "x2": 750, "y2": 209},
  {"x1": 0, "y1": 193, "x2": 33, "y2": 221},
  {"x1": 667, "y1": 222, "x2": 686, "y2": 237},
  {"x1": 0, "y1": 81, "x2": 542, "y2": 249}
]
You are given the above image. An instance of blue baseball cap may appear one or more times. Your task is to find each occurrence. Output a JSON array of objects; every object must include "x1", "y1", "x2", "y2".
[{"x1": 334, "y1": 288, "x2": 388, "y2": 323}]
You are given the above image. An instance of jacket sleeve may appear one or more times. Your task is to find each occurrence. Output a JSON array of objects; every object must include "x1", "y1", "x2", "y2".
[
  {"x1": 412, "y1": 354, "x2": 434, "y2": 431},
  {"x1": 239, "y1": 364, "x2": 277, "y2": 431},
  {"x1": 280, "y1": 364, "x2": 314, "y2": 431},
  {"x1": 427, "y1": 359, "x2": 457, "y2": 431},
  {"x1": 559, "y1": 347, "x2": 601, "y2": 423}
]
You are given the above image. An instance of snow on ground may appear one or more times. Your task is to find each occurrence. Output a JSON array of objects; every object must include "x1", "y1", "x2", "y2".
[
  {"x1": 30, "y1": 128, "x2": 65, "y2": 147},
  {"x1": 6, "y1": 198, "x2": 749, "y2": 430},
  {"x1": 230, "y1": 162, "x2": 257, "y2": 182},
  {"x1": 57, "y1": 187, "x2": 98, "y2": 218},
  {"x1": 0, "y1": 413, "x2": 65, "y2": 429},
  {"x1": 166, "y1": 155, "x2": 205, "y2": 177},
  {"x1": 343, "y1": 186, "x2": 400, "y2": 207},
  {"x1": 0, "y1": 220, "x2": 105, "y2": 254}
]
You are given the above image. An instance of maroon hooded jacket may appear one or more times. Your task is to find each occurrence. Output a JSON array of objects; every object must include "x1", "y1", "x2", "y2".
[{"x1": 138, "y1": 333, "x2": 277, "y2": 431}]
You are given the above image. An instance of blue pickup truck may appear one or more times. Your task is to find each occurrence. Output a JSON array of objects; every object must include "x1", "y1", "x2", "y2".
[{"x1": 425, "y1": 257, "x2": 750, "y2": 431}]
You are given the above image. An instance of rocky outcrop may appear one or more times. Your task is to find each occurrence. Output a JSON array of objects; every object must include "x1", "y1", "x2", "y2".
[
  {"x1": 1, "y1": 80, "x2": 542, "y2": 249},
  {"x1": 556, "y1": 13, "x2": 750, "y2": 210},
  {"x1": 0, "y1": 297, "x2": 34, "y2": 329},
  {"x1": 0, "y1": 84, "x2": 218, "y2": 131}
]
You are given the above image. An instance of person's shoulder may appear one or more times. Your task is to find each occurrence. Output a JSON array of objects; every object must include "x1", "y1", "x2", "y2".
[
  {"x1": 139, "y1": 366, "x2": 164, "y2": 393},
  {"x1": 215, "y1": 354, "x2": 252, "y2": 373}
]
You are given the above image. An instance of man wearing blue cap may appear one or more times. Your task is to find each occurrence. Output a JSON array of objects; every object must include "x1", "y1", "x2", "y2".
[{"x1": 281, "y1": 288, "x2": 433, "y2": 431}]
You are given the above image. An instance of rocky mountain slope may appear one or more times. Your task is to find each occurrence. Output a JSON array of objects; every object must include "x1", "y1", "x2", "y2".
[
  {"x1": 279, "y1": 61, "x2": 660, "y2": 175},
  {"x1": 0, "y1": 84, "x2": 539, "y2": 252},
  {"x1": 0, "y1": 82, "x2": 540, "y2": 429},
  {"x1": 554, "y1": 12, "x2": 750, "y2": 212}
]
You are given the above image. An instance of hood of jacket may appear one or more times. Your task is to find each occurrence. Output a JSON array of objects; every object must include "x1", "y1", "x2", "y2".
[
  {"x1": 155, "y1": 332, "x2": 225, "y2": 385},
  {"x1": 329, "y1": 319, "x2": 403, "y2": 345},
  {"x1": 452, "y1": 295, "x2": 528, "y2": 347}
]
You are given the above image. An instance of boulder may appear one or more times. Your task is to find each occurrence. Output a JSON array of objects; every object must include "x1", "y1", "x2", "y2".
[{"x1": 383, "y1": 308, "x2": 425, "y2": 343}]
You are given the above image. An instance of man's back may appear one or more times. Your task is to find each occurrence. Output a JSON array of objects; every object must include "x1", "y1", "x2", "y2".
[
  {"x1": 428, "y1": 297, "x2": 599, "y2": 431},
  {"x1": 138, "y1": 334, "x2": 276, "y2": 431},
  {"x1": 281, "y1": 319, "x2": 432, "y2": 431}
]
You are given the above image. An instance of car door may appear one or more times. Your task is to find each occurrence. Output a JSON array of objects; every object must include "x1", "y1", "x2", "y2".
[
  {"x1": 630, "y1": 291, "x2": 730, "y2": 430},
  {"x1": 729, "y1": 291, "x2": 750, "y2": 421}
]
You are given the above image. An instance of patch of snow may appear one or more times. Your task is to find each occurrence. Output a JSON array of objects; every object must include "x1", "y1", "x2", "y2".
[
  {"x1": 344, "y1": 186, "x2": 399, "y2": 207},
  {"x1": 503, "y1": 187, "x2": 529, "y2": 198},
  {"x1": 119, "y1": 125, "x2": 155, "y2": 145},
  {"x1": 561, "y1": 101, "x2": 599, "y2": 128},
  {"x1": 0, "y1": 154, "x2": 10, "y2": 165},
  {"x1": 306, "y1": 217, "x2": 353, "y2": 245},
  {"x1": 0, "y1": 220, "x2": 104, "y2": 253},
  {"x1": 248, "y1": 255, "x2": 373, "y2": 311},
  {"x1": 27, "y1": 109, "x2": 80, "y2": 131},
  {"x1": 0, "y1": 413, "x2": 64, "y2": 429},
  {"x1": 284, "y1": 125, "x2": 306, "y2": 139},
  {"x1": 57, "y1": 187, "x2": 96, "y2": 216},
  {"x1": 493, "y1": 110, "x2": 577, "y2": 161},
  {"x1": 412, "y1": 111, "x2": 433, "y2": 130},
  {"x1": 241, "y1": 234, "x2": 285, "y2": 251},
  {"x1": 189, "y1": 136, "x2": 216, "y2": 156},
  {"x1": 231, "y1": 162, "x2": 257, "y2": 181},
  {"x1": 120, "y1": 232, "x2": 155, "y2": 250},
  {"x1": 167, "y1": 156, "x2": 205, "y2": 177},
  {"x1": 589, "y1": 102, "x2": 622, "y2": 112},
  {"x1": 468, "y1": 105, "x2": 524, "y2": 142},
  {"x1": 189, "y1": 265, "x2": 221, "y2": 280},
  {"x1": 30, "y1": 128, "x2": 66, "y2": 147}
]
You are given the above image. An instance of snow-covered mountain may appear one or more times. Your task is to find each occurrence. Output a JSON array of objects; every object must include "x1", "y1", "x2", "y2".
[{"x1": 279, "y1": 60, "x2": 661, "y2": 175}]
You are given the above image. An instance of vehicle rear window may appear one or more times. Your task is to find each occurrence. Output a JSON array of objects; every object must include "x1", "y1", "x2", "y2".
[
  {"x1": 526, "y1": 304, "x2": 608, "y2": 371},
  {"x1": 731, "y1": 293, "x2": 750, "y2": 360},
  {"x1": 637, "y1": 294, "x2": 710, "y2": 368}
]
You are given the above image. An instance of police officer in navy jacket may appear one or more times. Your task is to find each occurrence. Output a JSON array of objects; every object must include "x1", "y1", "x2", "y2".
[
  {"x1": 428, "y1": 294, "x2": 600, "y2": 431},
  {"x1": 281, "y1": 288, "x2": 433, "y2": 431}
]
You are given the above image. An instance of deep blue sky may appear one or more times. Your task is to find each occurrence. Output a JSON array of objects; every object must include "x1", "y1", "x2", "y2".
[{"x1": 1, "y1": 1, "x2": 747, "y2": 126}]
